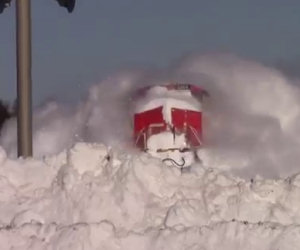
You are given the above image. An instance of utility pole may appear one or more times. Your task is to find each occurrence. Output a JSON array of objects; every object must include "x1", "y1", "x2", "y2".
[
  {"x1": 16, "y1": 0, "x2": 32, "y2": 157},
  {"x1": 0, "y1": 0, "x2": 75, "y2": 158}
]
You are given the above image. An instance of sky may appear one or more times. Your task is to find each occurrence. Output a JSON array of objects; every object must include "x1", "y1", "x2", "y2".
[{"x1": 1, "y1": 0, "x2": 300, "y2": 105}]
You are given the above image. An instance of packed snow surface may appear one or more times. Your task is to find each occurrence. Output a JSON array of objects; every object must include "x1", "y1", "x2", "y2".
[
  {"x1": 1, "y1": 54, "x2": 300, "y2": 249},
  {"x1": 0, "y1": 142, "x2": 300, "y2": 250}
]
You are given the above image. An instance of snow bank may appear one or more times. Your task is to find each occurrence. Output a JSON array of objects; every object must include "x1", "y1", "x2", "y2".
[{"x1": 0, "y1": 142, "x2": 299, "y2": 249}]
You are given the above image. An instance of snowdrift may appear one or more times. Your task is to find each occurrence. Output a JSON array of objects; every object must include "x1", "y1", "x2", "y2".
[{"x1": 0, "y1": 142, "x2": 300, "y2": 250}]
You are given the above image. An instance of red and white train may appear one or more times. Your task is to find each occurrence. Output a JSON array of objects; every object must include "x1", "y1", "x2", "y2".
[{"x1": 133, "y1": 83, "x2": 208, "y2": 169}]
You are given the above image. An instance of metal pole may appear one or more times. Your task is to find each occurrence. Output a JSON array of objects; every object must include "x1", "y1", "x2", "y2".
[{"x1": 16, "y1": 0, "x2": 32, "y2": 157}]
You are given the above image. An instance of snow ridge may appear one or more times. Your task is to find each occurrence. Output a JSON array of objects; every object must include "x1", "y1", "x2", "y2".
[{"x1": 0, "y1": 143, "x2": 299, "y2": 249}]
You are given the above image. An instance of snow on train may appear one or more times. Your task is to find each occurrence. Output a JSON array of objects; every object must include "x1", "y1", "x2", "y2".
[{"x1": 133, "y1": 83, "x2": 208, "y2": 169}]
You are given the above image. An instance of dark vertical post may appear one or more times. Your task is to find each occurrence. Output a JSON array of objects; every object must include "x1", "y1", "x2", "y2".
[{"x1": 16, "y1": 0, "x2": 32, "y2": 157}]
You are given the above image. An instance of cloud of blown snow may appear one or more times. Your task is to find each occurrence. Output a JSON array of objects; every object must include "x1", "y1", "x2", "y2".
[
  {"x1": 0, "y1": 71, "x2": 145, "y2": 157},
  {"x1": 174, "y1": 54, "x2": 300, "y2": 178},
  {"x1": 1, "y1": 53, "x2": 300, "y2": 178}
]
